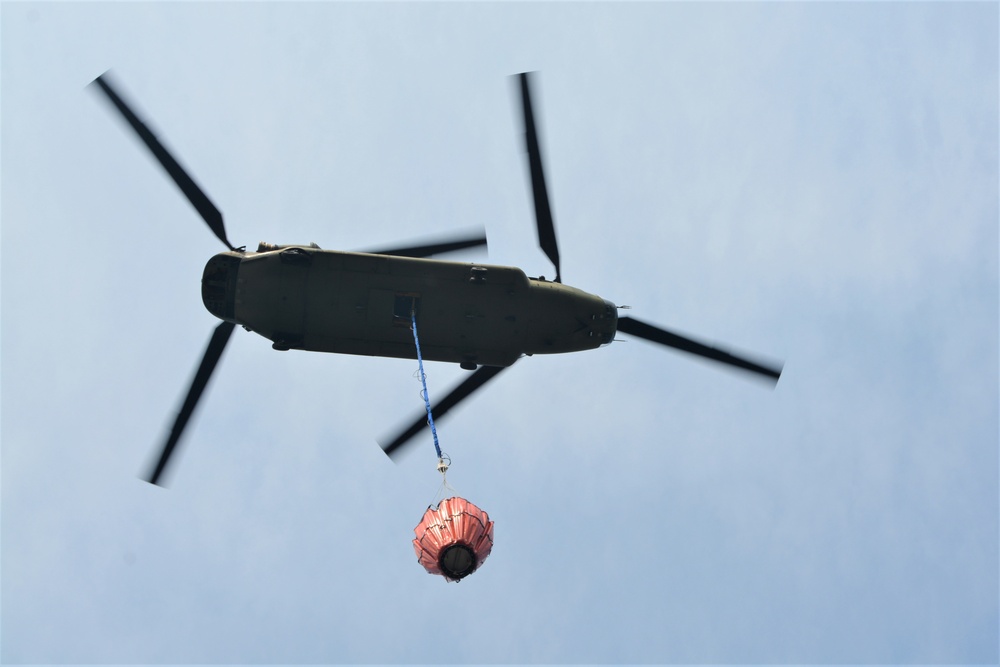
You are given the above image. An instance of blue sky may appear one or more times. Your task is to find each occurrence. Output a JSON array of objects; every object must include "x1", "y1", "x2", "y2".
[{"x1": 2, "y1": 2, "x2": 997, "y2": 664}]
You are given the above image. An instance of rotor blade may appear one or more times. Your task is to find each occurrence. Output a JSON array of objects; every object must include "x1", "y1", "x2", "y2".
[
  {"x1": 517, "y1": 72, "x2": 561, "y2": 282},
  {"x1": 380, "y1": 365, "x2": 507, "y2": 459},
  {"x1": 90, "y1": 73, "x2": 236, "y2": 251},
  {"x1": 617, "y1": 316, "x2": 783, "y2": 383},
  {"x1": 363, "y1": 229, "x2": 488, "y2": 258},
  {"x1": 147, "y1": 320, "x2": 236, "y2": 486}
]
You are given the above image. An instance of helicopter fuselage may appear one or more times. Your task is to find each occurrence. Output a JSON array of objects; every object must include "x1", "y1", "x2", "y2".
[
  {"x1": 90, "y1": 71, "x2": 782, "y2": 483},
  {"x1": 202, "y1": 245, "x2": 618, "y2": 368}
]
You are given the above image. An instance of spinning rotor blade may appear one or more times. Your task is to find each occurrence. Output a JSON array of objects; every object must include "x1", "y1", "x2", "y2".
[
  {"x1": 380, "y1": 365, "x2": 506, "y2": 459},
  {"x1": 91, "y1": 73, "x2": 236, "y2": 251},
  {"x1": 617, "y1": 316, "x2": 782, "y2": 383},
  {"x1": 147, "y1": 321, "x2": 236, "y2": 486},
  {"x1": 364, "y1": 229, "x2": 488, "y2": 258},
  {"x1": 517, "y1": 72, "x2": 561, "y2": 282}
]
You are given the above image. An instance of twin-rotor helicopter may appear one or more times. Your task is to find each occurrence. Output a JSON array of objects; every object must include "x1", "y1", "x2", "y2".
[{"x1": 91, "y1": 71, "x2": 783, "y2": 486}]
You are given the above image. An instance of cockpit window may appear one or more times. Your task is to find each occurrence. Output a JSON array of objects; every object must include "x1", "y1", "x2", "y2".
[{"x1": 201, "y1": 254, "x2": 241, "y2": 322}]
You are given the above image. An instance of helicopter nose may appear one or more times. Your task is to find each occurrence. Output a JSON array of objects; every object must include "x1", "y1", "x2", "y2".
[{"x1": 201, "y1": 252, "x2": 242, "y2": 323}]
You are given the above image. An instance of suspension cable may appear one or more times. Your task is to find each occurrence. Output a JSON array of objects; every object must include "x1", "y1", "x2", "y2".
[{"x1": 410, "y1": 309, "x2": 443, "y2": 460}]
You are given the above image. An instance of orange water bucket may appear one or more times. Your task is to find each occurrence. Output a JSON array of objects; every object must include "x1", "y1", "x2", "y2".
[{"x1": 413, "y1": 497, "x2": 494, "y2": 582}]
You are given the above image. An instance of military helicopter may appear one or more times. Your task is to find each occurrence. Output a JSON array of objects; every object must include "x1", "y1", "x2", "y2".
[{"x1": 91, "y1": 71, "x2": 783, "y2": 486}]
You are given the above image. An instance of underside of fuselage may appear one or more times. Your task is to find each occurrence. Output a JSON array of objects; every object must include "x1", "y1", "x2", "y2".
[
  {"x1": 203, "y1": 246, "x2": 617, "y2": 367},
  {"x1": 92, "y1": 70, "x2": 784, "y2": 485}
]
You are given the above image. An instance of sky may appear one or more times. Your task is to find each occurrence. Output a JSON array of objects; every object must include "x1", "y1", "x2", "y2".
[{"x1": 2, "y1": 2, "x2": 997, "y2": 664}]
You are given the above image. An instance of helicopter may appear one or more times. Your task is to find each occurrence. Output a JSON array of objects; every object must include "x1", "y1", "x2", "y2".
[{"x1": 91, "y1": 71, "x2": 783, "y2": 487}]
